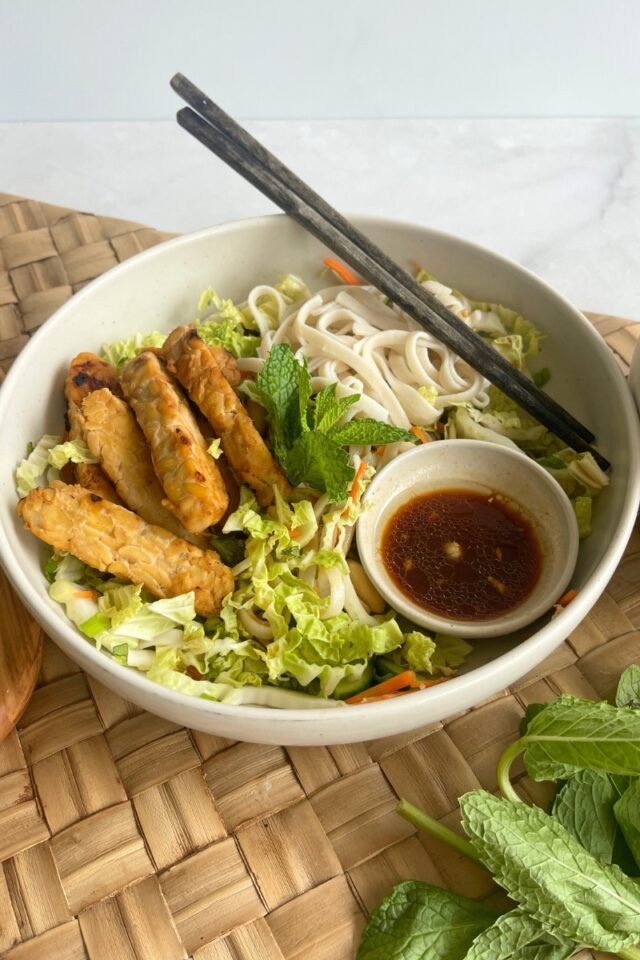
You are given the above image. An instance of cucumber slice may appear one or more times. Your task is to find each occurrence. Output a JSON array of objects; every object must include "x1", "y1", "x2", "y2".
[{"x1": 332, "y1": 663, "x2": 374, "y2": 700}]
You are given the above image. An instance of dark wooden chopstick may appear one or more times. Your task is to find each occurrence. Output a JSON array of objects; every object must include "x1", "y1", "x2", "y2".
[
  {"x1": 170, "y1": 74, "x2": 595, "y2": 447},
  {"x1": 171, "y1": 74, "x2": 609, "y2": 470}
]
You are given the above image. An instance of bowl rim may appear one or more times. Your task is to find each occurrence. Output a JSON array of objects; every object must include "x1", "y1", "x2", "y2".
[
  {"x1": 1, "y1": 211, "x2": 639, "y2": 725},
  {"x1": 356, "y1": 439, "x2": 580, "y2": 638}
]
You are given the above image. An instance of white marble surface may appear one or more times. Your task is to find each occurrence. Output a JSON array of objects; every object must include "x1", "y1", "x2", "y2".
[{"x1": 1, "y1": 119, "x2": 639, "y2": 318}]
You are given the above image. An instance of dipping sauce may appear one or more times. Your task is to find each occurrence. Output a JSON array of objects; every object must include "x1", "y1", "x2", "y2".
[{"x1": 381, "y1": 489, "x2": 541, "y2": 620}]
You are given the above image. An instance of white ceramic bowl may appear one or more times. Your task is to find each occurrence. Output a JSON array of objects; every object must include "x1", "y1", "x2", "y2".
[
  {"x1": 357, "y1": 440, "x2": 579, "y2": 639},
  {"x1": 0, "y1": 215, "x2": 638, "y2": 746}
]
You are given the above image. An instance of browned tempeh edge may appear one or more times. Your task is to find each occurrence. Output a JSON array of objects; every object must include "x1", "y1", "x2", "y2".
[{"x1": 1, "y1": 193, "x2": 638, "y2": 960}]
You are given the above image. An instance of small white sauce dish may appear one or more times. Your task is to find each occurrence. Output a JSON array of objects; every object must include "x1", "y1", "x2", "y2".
[{"x1": 357, "y1": 439, "x2": 579, "y2": 639}]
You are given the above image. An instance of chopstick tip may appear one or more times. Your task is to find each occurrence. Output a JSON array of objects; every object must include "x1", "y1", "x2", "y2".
[{"x1": 170, "y1": 72, "x2": 185, "y2": 91}]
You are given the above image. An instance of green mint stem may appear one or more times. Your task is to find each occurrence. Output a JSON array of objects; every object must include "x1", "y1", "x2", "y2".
[
  {"x1": 496, "y1": 737, "x2": 527, "y2": 802},
  {"x1": 618, "y1": 948, "x2": 640, "y2": 960},
  {"x1": 397, "y1": 799, "x2": 481, "y2": 863}
]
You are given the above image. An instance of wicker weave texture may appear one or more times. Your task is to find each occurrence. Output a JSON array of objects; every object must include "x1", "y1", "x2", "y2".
[{"x1": 0, "y1": 193, "x2": 639, "y2": 960}]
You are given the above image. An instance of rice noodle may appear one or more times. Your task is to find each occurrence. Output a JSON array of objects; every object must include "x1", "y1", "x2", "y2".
[{"x1": 237, "y1": 280, "x2": 490, "y2": 427}]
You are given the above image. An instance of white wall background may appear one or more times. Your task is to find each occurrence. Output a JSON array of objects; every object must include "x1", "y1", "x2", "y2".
[{"x1": 2, "y1": 0, "x2": 640, "y2": 121}]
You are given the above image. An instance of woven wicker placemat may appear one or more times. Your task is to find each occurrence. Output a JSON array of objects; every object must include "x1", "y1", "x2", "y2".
[{"x1": 1, "y1": 191, "x2": 639, "y2": 960}]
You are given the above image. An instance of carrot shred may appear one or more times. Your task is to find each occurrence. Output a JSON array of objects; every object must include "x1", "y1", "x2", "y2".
[
  {"x1": 410, "y1": 425, "x2": 430, "y2": 444},
  {"x1": 289, "y1": 528, "x2": 300, "y2": 539},
  {"x1": 74, "y1": 589, "x2": 97, "y2": 599},
  {"x1": 324, "y1": 257, "x2": 360, "y2": 285},
  {"x1": 350, "y1": 461, "x2": 367, "y2": 501},
  {"x1": 346, "y1": 671, "x2": 451, "y2": 705},
  {"x1": 345, "y1": 670, "x2": 421, "y2": 704},
  {"x1": 375, "y1": 446, "x2": 385, "y2": 458},
  {"x1": 352, "y1": 690, "x2": 415, "y2": 704},
  {"x1": 557, "y1": 588, "x2": 578, "y2": 607},
  {"x1": 342, "y1": 461, "x2": 368, "y2": 517}
]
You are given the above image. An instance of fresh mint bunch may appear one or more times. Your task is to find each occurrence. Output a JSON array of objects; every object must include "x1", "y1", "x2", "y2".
[
  {"x1": 359, "y1": 664, "x2": 640, "y2": 960},
  {"x1": 255, "y1": 344, "x2": 416, "y2": 501}
]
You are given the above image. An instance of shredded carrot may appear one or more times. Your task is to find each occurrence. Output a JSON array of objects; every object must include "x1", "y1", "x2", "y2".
[
  {"x1": 375, "y1": 446, "x2": 385, "y2": 458},
  {"x1": 342, "y1": 461, "x2": 368, "y2": 517},
  {"x1": 289, "y1": 528, "x2": 300, "y2": 539},
  {"x1": 352, "y1": 691, "x2": 414, "y2": 704},
  {"x1": 350, "y1": 461, "x2": 367, "y2": 501},
  {"x1": 410, "y1": 425, "x2": 430, "y2": 444},
  {"x1": 345, "y1": 670, "x2": 422, "y2": 704},
  {"x1": 323, "y1": 257, "x2": 360, "y2": 285},
  {"x1": 74, "y1": 589, "x2": 97, "y2": 600},
  {"x1": 557, "y1": 589, "x2": 578, "y2": 608}
]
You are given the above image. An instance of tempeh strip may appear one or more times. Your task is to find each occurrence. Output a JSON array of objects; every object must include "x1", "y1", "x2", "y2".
[
  {"x1": 67, "y1": 400, "x2": 122, "y2": 505},
  {"x1": 163, "y1": 326, "x2": 290, "y2": 506},
  {"x1": 208, "y1": 344, "x2": 241, "y2": 389},
  {"x1": 121, "y1": 351, "x2": 228, "y2": 532},
  {"x1": 17, "y1": 483, "x2": 233, "y2": 616},
  {"x1": 65, "y1": 352, "x2": 124, "y2": 406},
  {"x1": 81, "y1": 388, "x2": 199, "y2": 537},
  {"x1": 65, "y1": 352, "x2": 123, "y2": 504}
]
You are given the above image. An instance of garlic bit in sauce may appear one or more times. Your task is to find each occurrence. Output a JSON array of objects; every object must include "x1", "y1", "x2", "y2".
[{"x1": 381, "y1": 488, "x2": 541, "y2": 621}]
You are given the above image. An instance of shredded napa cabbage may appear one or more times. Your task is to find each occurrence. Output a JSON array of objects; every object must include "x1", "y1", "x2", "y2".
[
  {"x1": 44, "y1": 487, "x2": 464, "y2": 705},
  {"x1": 207, "y1": 438, "x2": 222, "y2": 460},
  {"x1": 101, "y1": 330, "x2": 167, "y2": 367},
  {"x1": 16, "y1": 436, "x2": 98, "y2": 496}
]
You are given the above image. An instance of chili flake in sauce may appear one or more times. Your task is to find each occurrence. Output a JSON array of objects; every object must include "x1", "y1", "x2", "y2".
[{"x1": 381, "y1": 488, "x2": 541, "y2": 620}]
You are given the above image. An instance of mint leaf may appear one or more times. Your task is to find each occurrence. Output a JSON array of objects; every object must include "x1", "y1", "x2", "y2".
[
  {"x1": 356, "y1": 881, "x2": 499, "y2": 960},
  {"x1": 460, "y1": 790, "x2": 640, "y2": 952},
  {"x1": 257, "y1": 344, "x2": 417, "y2": 500},
  {"x1": 287, "y1": 432, "x2": 354, "y2": 502},
  {"x1": 314, "y1": 385, "x2": 360, "y2": 433},
  {"x1": 466, "y1": 908, "x2": 575, "y2": 960},
  {"x1": 298, "y1": 355, "x2": 312, "y2": 433},
  {"x1": 313, "y1": 382, "x2": 337, "y2": 428},
  {"x1": 552, "y1": 770, "x2": 624, "y2": 864},
  {"x1": 313, "y1": 383, "x2": 334, "y2": 427},
  {"x1": 615, "y1": 779, "x2": 640, "y2": 871},
  {"x1": 256, "y1": 343, "x2": 305, "y2": 459},
  {"x1": 617, "y1": 665, "x2": 640, "y2": 709},
  {"x1": 521, "y1": 696, "x2": 640, "y2": 781},
  {"x1": 329, "y1": 419, "x2": 416, "y2": 447}
]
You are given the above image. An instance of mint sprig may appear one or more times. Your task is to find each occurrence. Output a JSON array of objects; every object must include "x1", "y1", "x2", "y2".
[{"x1": 256, "y1": 344, "x2": 416, "y2": 501}]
